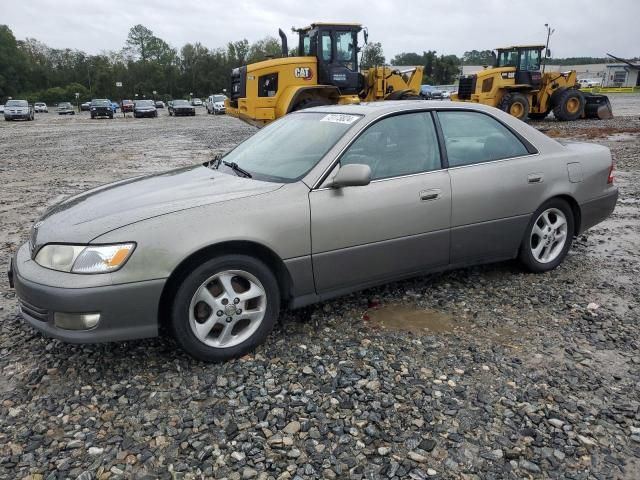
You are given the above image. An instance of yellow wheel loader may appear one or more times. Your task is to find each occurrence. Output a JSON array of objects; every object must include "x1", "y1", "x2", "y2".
[
  {"x1": 451, "y1": 45, "x2": 613, "y2": 121},
  {"x1": 226, "y1": 23, "x2": 424, "y2": 126}
]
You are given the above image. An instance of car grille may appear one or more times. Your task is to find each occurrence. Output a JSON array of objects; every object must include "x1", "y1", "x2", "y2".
[
  {"x1": 457, "y1": 75, "x2": 477, "y2": 100},
  {"x1": 18, "y1": 299, "x2": 49, "y2": 322}
]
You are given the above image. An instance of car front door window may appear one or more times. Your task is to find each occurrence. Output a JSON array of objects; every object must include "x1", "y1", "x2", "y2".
[{"x1": 340, "y1": 112, "x2": 441, "y2": 180}]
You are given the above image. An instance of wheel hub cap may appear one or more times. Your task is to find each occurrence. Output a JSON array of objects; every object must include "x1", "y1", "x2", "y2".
[
  {"x1": 188, "y1": 270, "x2": 267, "y2": 349},
  {"x1": 530, "y1": 208, "x2": 568, "y2": 264}
]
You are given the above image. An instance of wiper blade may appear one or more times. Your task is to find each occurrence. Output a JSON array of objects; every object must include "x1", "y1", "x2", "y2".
[
  {"x1": 207, "y1": 153, "x2": 223, "y2": 169},
  {"x1": 222, "y1": 160, "x2": 252, "y2": 178}
]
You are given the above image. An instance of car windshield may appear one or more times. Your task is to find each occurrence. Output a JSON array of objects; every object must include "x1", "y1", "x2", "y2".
[
  {"x1": 213, "y1": 95, "x2": 226, "y2": 102},
  {"x1": 59, "y1": 103, "x2": 71, "y2": 107},
  {"x1": 173, "y1": 100, "x2": 189, "y2": 106},
  {"x1": 136, "y1": 100, "x2": 154, "y2": 106},
  {"x1": 7, "y1": 100, "x2": 27, "y2": 107},
  {"x1": 35, "y1": 103, "x2": 45, "y2": 106},
  {"x1": 218, "y1": 112, "x2": 361, "y2": 182},
  {"x1": 91, "y1": 99, "x2": 110, "y2": 106}
]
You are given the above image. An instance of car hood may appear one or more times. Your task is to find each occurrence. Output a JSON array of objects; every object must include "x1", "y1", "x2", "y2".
[{"x1": 33, "y1": 165, "x2": 283, "y2": 246}]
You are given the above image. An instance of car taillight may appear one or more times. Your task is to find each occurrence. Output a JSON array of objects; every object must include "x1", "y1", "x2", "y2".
[{"x1": 607, "y1": 158, "x2": 615, "y2": 184}]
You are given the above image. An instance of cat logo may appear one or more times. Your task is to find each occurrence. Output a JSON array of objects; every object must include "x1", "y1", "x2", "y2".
[{"x1": 294, "y1": 67, "x2": 313, "y2": 80}]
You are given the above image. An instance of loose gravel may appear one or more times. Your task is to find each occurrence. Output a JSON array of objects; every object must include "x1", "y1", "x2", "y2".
[{"x1": 0, "y1": 105, "x2": 639, "y2": 480}]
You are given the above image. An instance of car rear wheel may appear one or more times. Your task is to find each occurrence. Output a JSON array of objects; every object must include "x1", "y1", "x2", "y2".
[
  {"x1": 170, "y1": 254, "x2": 280, "y2": 362},
  {"x1": 519, "y1": 198, "x2": 574, "y2": 272}
]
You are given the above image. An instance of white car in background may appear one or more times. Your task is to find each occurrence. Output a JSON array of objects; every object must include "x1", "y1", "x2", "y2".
[
  {"x1": 34, "y1": 102, "x2": 48, "y2": 113},
  {"x1": 0, "y1": 104, "x2": 4, "y2": 114},
  {"x1": 206, "y1": 94, "x2": 227, "y2": 115},
  {"x1": 191, "y1": 97, "x2": 203, "y2": 107},
  {"x1": 578, "y1": 79, "x2": 601, "y2": 88}
]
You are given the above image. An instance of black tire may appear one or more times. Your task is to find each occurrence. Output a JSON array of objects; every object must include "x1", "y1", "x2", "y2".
[
  {"x1": 519, "y1": 198, "x2": 575, "y2": 273},
  {"x1": 71, "y1": 111, "x2": 75, "y2": 115},
  {"x1": 191, "y1": 112, "x2": 196, "y2": 116},
  {"x1": 498, "y1": 92, "x2": 530, "y2": 121},
  {"x1": 552, "y1": 88, "x2": 584, "y2": 121},
  {"x1": 292, "y1": 97, "x2": 331, "y2": 111},
  {"x1": 91, "y1": 114, "x2": 95, "y2": 119},
  {"x1": 170, "y1": 254, "x2": 280, "y2": 362},
  {"x1": 109, "y1": 113, "x2": 114, "y2": 119},
  {"x1": 528, "y1": 111, "x2": 549, "y2": 120}
]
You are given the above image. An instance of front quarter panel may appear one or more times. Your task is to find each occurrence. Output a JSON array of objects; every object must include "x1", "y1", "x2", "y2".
[{"x1": 93, "y1": 182, "x2": 311, "y2": 285}]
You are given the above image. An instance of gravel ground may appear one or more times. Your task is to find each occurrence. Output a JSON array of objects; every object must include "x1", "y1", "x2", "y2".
[{"x1": 0, "y1": 104, "x2": 639, "y2": 480}]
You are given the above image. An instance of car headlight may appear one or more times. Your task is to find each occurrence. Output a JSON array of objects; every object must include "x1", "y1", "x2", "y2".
[{"x1": 35, "y1": 243, "x2": 135, "y2": 273}]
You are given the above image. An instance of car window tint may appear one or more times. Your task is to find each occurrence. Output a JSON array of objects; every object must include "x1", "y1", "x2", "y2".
[
  {"x1": 341, "y1": 112, "x2": 441, "y2": 180},
  {"x1": 438, "y1": 111, "x2": 529, "y2": 167}
]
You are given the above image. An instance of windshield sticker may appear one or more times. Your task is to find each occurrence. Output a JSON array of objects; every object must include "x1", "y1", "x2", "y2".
[{"x1": 320, "y1": 114, "x2": 359, "y2": 125}]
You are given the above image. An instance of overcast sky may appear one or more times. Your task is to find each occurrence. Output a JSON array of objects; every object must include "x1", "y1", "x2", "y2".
[{"x1": 3, "y1": 0, "x2": 638, "y2": 60}]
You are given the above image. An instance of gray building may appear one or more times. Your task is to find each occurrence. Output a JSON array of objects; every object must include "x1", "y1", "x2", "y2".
[{"x1": 602, "y1": 63, "x2": 640, "y2": 87}]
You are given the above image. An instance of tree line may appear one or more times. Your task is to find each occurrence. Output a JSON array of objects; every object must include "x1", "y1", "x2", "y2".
[{"x1": 1, "y1": 24, "x2": 631, "y2": 104}]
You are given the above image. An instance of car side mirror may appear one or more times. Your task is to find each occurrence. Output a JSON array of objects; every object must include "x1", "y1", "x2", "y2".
[{"x1": 327, "y1": 164, "x2": 371, "y2": 188}]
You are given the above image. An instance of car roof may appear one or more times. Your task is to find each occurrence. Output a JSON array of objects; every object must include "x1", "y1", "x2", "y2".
[{"x1": 302, "y1": 100, "x2": 502, "y2": 117}]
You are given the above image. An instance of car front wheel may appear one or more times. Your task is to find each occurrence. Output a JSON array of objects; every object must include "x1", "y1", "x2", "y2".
[
  {"x1": 519, "y1": 198, "x2": 574, "y2": 272},
  {"x1": 170, "y1": 254, "x2": 280, "y2": 362}
]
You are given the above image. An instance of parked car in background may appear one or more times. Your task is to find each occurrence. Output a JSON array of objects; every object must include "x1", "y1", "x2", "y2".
[
  {"x1": 191, "y1": 97, "x2": 203, "y2": 107},
  {"x1": 155, "y1": 100, "x2": 165, "y2": 109},
  {"x1": 90, "y1": 99, "x2": 114, "y2": 119},
  {"x1": 442, "y1": 90, "x2": 451, "y2": 99},
  {"x1": 420, "y1": 85, "x2": 436, "y2": 99},
  {"x1": 34, "y1": 102, "x2": 48, "y2": 113},
  {"x1": 133, "y1": 99, "x2": 158, "y2": 118},
  {"x1": 8, "y1": 101, "x2": 618, "y2": 362},
  {"x1": 4, "y1": 99, "x2": 34, "y2": 121},
  {"x1": 578, "y1": 78, "x2": 601, "y2": 89},
  {"x1": 121, "y1": 99, "x2": 134, "y2": 113},
  {"x1": 57, "y1": 102, "x2": 75, "y2": 115},
  {"x1": 80, "y1": 101, "x2": 91, "y2": 111},
  {"x1": 206, "y1": 94, "x2": 227, "y2": 115},
  {"x1": 169, "y1": 99, "x2": 196, "y2": 116},
  {"x1": 0, "y1": 105, "x2": 4, "y2": 114}
]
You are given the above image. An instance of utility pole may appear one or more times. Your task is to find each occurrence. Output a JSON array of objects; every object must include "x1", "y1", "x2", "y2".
[{"x1": 542, "y1": 23, "x2": 555, "y2": 74}]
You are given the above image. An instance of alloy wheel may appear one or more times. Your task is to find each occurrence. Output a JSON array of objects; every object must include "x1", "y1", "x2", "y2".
[
  {"x1": 188, "y1": 269, "x2": 266, "y2": 348},
  {"x1": 530, "y1": 208, "x2": 568, "y2": 263}
]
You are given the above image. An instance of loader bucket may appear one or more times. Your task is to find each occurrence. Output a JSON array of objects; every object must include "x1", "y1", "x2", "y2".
[{"x1": 584, "y1": 94, "x2": 613, "y2": 120}]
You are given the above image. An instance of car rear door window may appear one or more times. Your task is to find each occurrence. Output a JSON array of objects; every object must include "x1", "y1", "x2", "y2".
[
  {"x1": 341, "y1": 112, "x2": 441, "y2": 180},
  {"x1": 437, "y1": 111, "x2": 529, "y2": 167}
]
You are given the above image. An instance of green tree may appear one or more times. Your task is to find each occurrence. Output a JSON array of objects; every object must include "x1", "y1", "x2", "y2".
[
  {"x1": 247, "y1": 37, "x2": 283, "y2": 64},
  {"x1": 360, "y1": 42, "x2": 385, "y2": 69},
  {"x1": 125, "y1": 24, "x2": 156, "y2": 62},
  {"x1": 462, "y1": 50, "x2": 495, "y2": 65}
]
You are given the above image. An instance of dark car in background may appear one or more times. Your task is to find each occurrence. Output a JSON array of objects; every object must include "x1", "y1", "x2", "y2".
[
  {"x1": 57, "y1": 102, "x2": 75, "y2": 115},
  {"x1": 4, "y1": 100, "x2": 34, "y2": 121},
  {"x1": 168, "y1": 99, "x2": 195, "y2": 116},
  {"x1": 80, "y1": 101, "x2": 91, "y2": 111},
  {"x1": 155, "y1": 101, "x2": 165, "y2": 109},
  {"x1": 121, "y1": 99, "x2": 134, "y2": 113},
  {"x1": 133, "y1": 100, "x2": 158, "y2": 118},
  {"x1": 90, "y1": 99, "x2": 114, "y2": 119}
]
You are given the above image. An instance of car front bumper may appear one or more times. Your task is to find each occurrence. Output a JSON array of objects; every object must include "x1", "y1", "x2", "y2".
[
  {"x1": 91, "y1": 109, "x2": 112, "y2": 116},
  {"x1": 135, "y1": 110, "x2": 156, "y2": 117},
  {"x1": 9, "y1": 243, "x2": 164, "y2": 343},
  {"x1": 5, "y1": 113, "x2": 30, "y2": 119},
  {"x1": 579, "y1": 187, "x2": 618, "y2": 234}
]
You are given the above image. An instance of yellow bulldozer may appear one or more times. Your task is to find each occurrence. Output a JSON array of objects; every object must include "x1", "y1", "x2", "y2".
[
  {"x1": 226, "y1": 23, "x2": 423, "y2": 126},
  {"x1": 451, "y1": 45, "x2": 613, "y2": 121}
]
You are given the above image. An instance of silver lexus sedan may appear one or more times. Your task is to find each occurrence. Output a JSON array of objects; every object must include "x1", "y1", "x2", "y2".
[{"x1": 9, "y1": 101, "x2": 618, "y2": 361}]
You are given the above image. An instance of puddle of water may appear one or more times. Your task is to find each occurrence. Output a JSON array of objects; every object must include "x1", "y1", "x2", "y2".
[{"x1": 366, "y1": 304, "x2": 458, "y2": 333}]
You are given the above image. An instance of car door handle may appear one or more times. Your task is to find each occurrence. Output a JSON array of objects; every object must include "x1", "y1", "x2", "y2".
[
  {"x1": 420, "y1": 189, "x2": 441, "y2": 201},
  {"x1": 528, "y1": 173, "x2": 544, "y2": 184}
]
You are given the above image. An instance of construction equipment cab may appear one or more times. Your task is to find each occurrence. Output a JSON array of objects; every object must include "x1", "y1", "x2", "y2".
[
  {"x1": 226, "y1": 22, "x2": 423, "y2": 126},
  {"x1": 451, "y1": 45, "x2": 612, "y2": 121}
]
